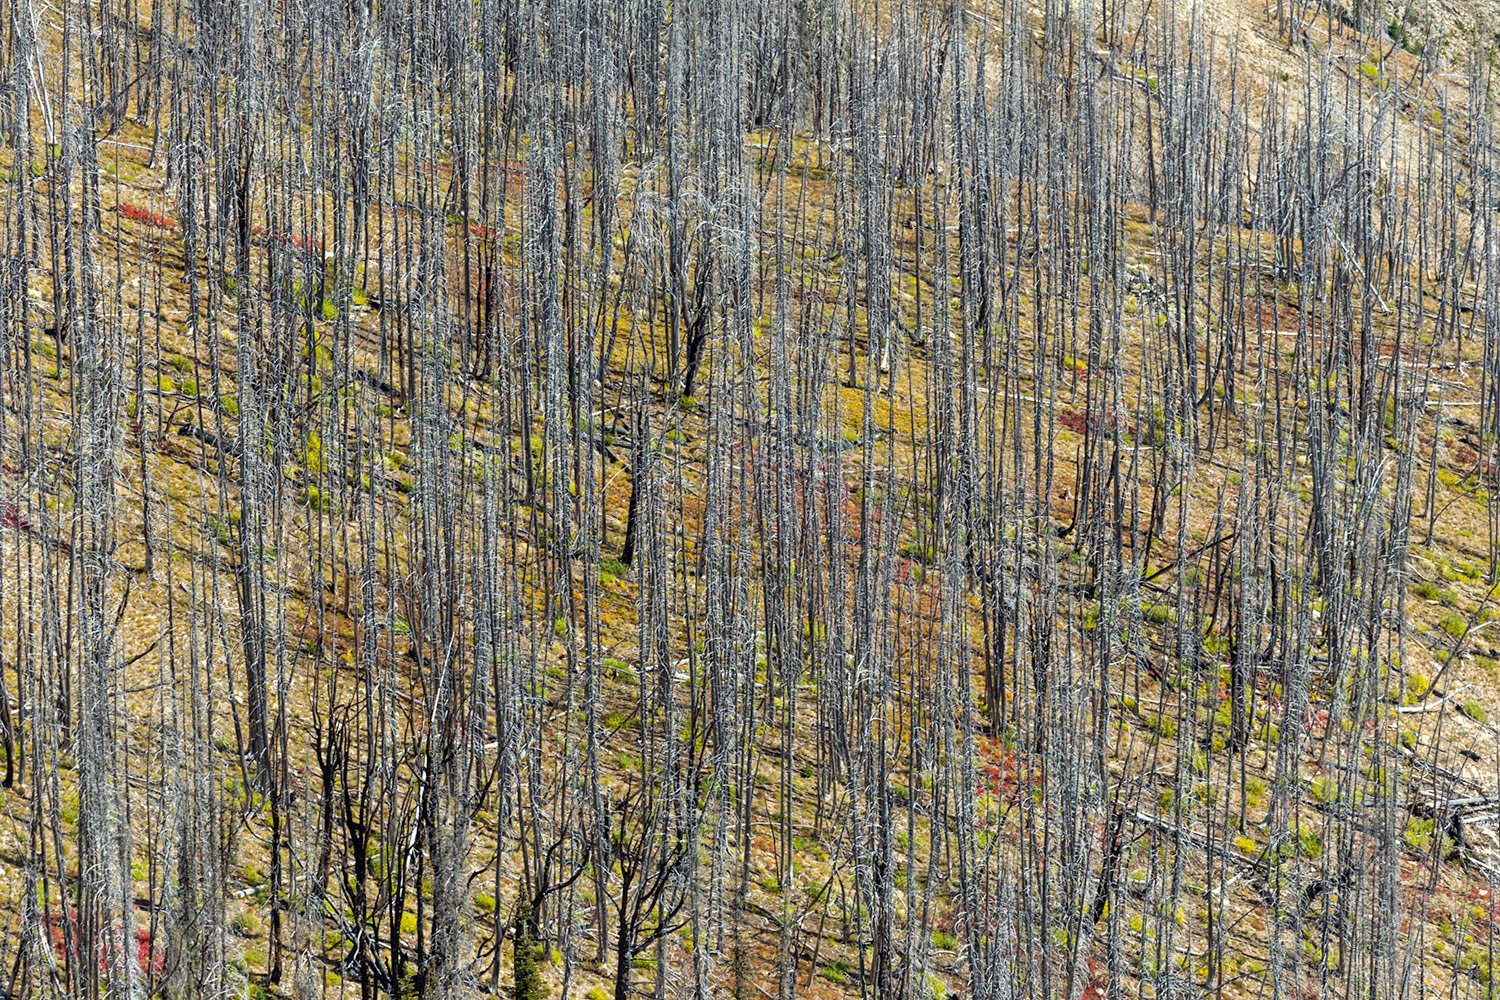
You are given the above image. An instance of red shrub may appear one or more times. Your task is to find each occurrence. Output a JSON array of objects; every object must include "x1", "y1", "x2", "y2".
[
  {"x1": 272, "y1": 231, "x2": 323, "y2": 253},
  {"x1": 117, "y1": 203, "x2": 177, "y2": 230},
  {"x1": 0, "y1": 502, "x2": 28, "y2": 530},
  {"x1": 1059, "y1": 410, "x2": 1089, "y2": 434},
  {"x1": 135, "y1": 926, "x2": 165, "y2": 977},
  {"x1": 249, "y1": 225, "x2": 324, "y2": 253}
]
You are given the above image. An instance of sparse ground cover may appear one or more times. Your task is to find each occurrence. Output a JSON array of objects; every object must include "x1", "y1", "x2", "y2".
[{"x1": 4, "y1": 0, "x2": 1500, "y2": 997}]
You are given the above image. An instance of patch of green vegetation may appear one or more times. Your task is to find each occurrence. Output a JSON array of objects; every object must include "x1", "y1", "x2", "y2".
[
  {"x1": 205, "y1": 513, "x2": 235, "y2": 546},
  {"x1": 1404, "y1": 816, "x2": 1435, "y2": 853},
  {"x1": 231, "y1": 911, "x2": 263, "y2": 937},
  {"x1": 1188, "y1": 749, "x2": 1208, "y2": 776},
  {"x1": 302, "y1": 484, "x2": 336, "y2": 514},
  {"x1": 1386, "y1": 19, "x2": 1423, "y2": 55},
  {"x1": 1143, "y1": 713, "x2": 1178, "y2": 739},
  {"x1": 302, "y1": 430, "x2": 327, "y2": 474},
  {"x1": 1294, "y1": 823, "x2": 1323, "y2": 859},
  {"x1": 902, "y1": 540, "x2": 937, "y2": 565},
  {"x1": 820, "y1": 959, "x2": 850, "y2": 984},
  {"x1": 602, "y1": 657, "x2": 635, "y2": 679},
  {"x1": 1141, "y1": 601, "x2": 1173, "y2": 625}
]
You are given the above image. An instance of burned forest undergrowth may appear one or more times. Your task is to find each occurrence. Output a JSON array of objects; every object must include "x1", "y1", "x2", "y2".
[{"x1": 5, "y1": 0, "x2": 1500, "y2": 997}]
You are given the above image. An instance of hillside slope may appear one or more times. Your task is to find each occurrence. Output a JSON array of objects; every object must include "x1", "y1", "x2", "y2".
[{"x1": 5, "y1": 0, "x2": 1500, "y2": 998}]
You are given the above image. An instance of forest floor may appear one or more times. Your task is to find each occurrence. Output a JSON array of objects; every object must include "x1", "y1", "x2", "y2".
[{"x1": 6, "y1": 0, "x2": 1500, "y2": 997}]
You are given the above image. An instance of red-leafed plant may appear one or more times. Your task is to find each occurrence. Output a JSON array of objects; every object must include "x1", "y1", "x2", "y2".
[{"x1": 117, "y1": 203, "x2": 177, "y2": 230}]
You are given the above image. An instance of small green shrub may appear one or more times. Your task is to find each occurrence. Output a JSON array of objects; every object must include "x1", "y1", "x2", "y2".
[
  {"x1": 1404, "y1": 816, "x2": 1435, "y2": 853},
  {"x1": 1438, "y1": 612, "x2": 1467, "y2": 640},
  {"x1": 820, "y1": 960, "x2": 849, "y2": 984},
  {"x1": 1407, "y1": 672, "x2": 1431, "y2": 699}
]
